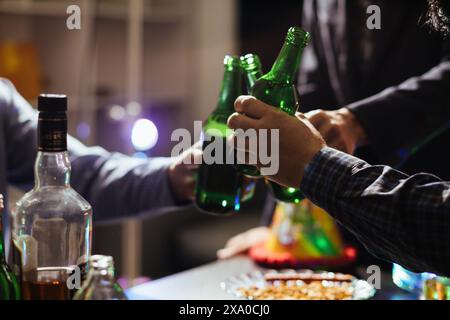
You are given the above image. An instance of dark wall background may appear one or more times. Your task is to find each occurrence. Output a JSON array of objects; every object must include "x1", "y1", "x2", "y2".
[{"x1": 238, "y1": 0, "x2": 304, "y2": 71}]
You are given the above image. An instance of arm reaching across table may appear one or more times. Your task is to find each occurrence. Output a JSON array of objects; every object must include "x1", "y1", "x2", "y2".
[
  {"x1": 1, "y1": 78, "x2": 198, "y2": 222},
  {"x1": 228, "y1": 95, "x2": 450, "y2": 276}
]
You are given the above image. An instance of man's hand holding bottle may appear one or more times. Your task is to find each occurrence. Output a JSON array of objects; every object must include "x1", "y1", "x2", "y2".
[
  {"x1": 218, "y1": 97, "x2": 368, "y2": 259},
  {"x1": 227, "y1": 95, "x2": 326, "y2": 188}
]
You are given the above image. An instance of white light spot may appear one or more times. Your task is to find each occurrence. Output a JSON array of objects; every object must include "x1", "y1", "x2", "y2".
[
  {"x1": 131, "y1": 118, "x2": 158, "y2": 151},
  {"x1": 109, "y1": 105, "x2": 126, "y2": 121},
  {"x1": 126, "y1": 101, "x2": 142, "y2": 117}
]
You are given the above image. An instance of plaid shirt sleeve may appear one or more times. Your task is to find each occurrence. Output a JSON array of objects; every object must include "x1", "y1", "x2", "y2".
[{"x1": 300, "y1": 147, "x2": 450, "y2": 276}]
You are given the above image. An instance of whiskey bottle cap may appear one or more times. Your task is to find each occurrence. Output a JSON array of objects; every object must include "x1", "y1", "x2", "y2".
[{"x1": 38, "y1": 94, "x2": 67, "y2": 112}]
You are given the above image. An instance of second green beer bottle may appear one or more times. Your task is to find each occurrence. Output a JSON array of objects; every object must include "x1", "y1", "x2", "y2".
[
  {"x1": 251, "y1": 27, "x2": 310, "y2": 203},
  {"x1": 195, "y1": 56, "x2": 244, "y2": 215},
  {"x1": 236, "y1": 53, "x2": 264, "y2": 178}
]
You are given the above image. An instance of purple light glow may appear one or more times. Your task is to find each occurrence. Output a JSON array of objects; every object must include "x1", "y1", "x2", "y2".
[
  {"x1": 76, "y1": 122, "x2": 91, "y2": 140},
  {"x1": 133, "y1": 151, "x2": 148, "y2": 159}
]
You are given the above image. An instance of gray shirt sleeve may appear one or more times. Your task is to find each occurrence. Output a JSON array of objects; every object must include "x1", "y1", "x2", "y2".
[{"x1": 1, "y1": 78, "x2": 179, "y2": 222}]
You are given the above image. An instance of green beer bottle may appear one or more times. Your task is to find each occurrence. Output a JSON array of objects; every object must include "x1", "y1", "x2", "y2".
[
  {"x1": 251, "y1": 27, "x2": 310, "y2": 203},
  {"x1": 195, "y1": 55, "x2": 244, "y2": 215},
  {"x1": 0, "y1": 195, "x2": 20, "y2": 300},
  {"x1": 242, "y1": 53, "x2": 263, "y2": 90},
  {"x1": 236, "y1": 54, "x2": 264, "y2": 178}
]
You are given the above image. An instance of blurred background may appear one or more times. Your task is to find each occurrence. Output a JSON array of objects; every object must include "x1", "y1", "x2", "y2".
[{"x1": 0, "y1": 0, "x2": 302, "y2": 282}]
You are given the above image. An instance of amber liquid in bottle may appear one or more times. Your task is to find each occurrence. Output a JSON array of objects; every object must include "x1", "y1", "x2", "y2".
[{"x1": 21, "y1": 267, "x2": 74, "y2": 300}]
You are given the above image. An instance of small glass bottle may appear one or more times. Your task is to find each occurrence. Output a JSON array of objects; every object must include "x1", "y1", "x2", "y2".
[{"x1": 73, "y1": 255, "x2": 127, "y2": 300}]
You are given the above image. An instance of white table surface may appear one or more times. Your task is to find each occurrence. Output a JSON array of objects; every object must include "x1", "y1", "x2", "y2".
[
  {"x1": 125, "y1": 256, "x2": 417, "y2": 300},
  {"x1": 126, "y1": 256, "x2": 260, "y2": 300}
]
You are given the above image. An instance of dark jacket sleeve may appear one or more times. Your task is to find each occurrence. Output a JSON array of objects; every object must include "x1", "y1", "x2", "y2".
[
  {"x1": 300, "y1": 147, "x2": 450, "y2": 276},
  {"x1": 347, "y1": 56, "x2": 450, "y2": 164},
  {"x1": 299, "y1": 0, "x2": 450, "y2": 164},
  {"x1": 1, "y1": 78, "x2": 179, "y2": 222}
]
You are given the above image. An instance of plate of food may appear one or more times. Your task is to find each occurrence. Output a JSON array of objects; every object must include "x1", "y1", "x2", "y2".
[{"x1": 220, "y1": 269, "x2": 376, "y2": 300}]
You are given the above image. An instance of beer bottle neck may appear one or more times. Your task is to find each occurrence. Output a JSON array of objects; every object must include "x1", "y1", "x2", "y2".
[
  {"x1": 267, "y1": 41, "x2": 304, "y2": 85},
  {"x1": 267, "y1": 27, "x2": 309, "y2": 85},
  {"x1": 88, "y1": 266, "x2": 115, "y2": 283},
  {"x1": 89, "y1": 255, "x2": 115, "y2": 281},
  {"x1": 214, "y1": 66, "x2": 243, "y2": 118},
  {"x1": 246, "y1": 68, "x2": 263, "y2": 89},
  {"x1": 241, "y1": 54, "x2": 263, "y2": 90},
  {"x1": 84, "y1": 257, "x2": 117, "y2": 293}
]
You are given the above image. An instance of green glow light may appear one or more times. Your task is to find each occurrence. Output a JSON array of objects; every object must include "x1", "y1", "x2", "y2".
[{"x1": 287, "y1": 188, "x2": 296, "y2": 194}]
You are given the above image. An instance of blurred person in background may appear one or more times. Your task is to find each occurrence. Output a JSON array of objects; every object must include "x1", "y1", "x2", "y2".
[
  {"x1": 0, "y1": 78, "x2": 200, "y2": 253},
  {"x1": 219, "y1": 0, "x2": 450, "y2": 262}
]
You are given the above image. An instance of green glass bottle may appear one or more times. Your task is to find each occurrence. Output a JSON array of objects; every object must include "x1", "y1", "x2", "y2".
[
  {"x1": 251, "y1": 27, "x2": 310, "y2": 203},
  {"x1": 0, "y1": 195, "x2": 21, "y2": 300},
  {"x1": 195, "y1": 55, "x2": 244, "y2": 215},
  {"x1": 242, "y1": 53, "x2": 263, "y2": 90},
  {"x1": 236, "y1": 53, "x2": 264, "y2": 178}
]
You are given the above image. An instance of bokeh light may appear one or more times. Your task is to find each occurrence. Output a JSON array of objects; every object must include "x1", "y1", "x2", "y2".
[
  {"x1": 133, "y1": 151, "x2": 148, "y2": 159},
  {"x1": 109, "y1": 104, "x2": 126, "y2": 121},
  {"x1": 131, "y1": 118, "x2": 158, "y2": 151},
  {"x1": 76, "y1": 122, "x2": 91, "y2": 140},
  {"x1": 126, "y1": 101, "x2": 142, "y2": 117}
]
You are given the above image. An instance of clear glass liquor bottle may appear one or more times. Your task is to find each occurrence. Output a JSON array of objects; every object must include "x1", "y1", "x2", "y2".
[{"x1": 11, "y1": 94, "x2": 92, "y2": 300}]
